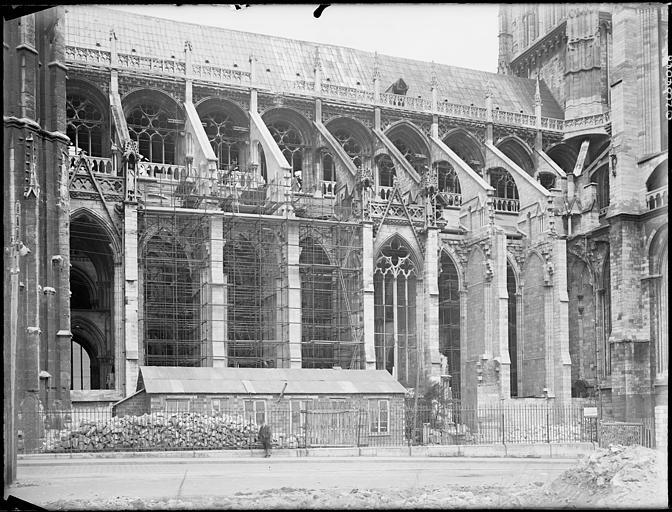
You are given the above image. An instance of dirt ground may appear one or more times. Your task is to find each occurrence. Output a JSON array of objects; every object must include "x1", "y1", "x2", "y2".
[{"x1": 43, "y1": 446, "x2": 668, "y2": 510}]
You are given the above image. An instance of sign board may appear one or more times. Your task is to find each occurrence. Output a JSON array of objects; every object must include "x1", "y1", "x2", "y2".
[{"x1": 583, "y1": 406, "x2": 598, "y2": 418}]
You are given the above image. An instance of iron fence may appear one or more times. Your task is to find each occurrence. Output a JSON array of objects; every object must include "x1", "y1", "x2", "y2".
[
  {"x1": 17, "y1": 402, "x2": 657, "y2": 454},
  {"x1": 598, "y1": 418, "x2": 656, "y2": 449}
]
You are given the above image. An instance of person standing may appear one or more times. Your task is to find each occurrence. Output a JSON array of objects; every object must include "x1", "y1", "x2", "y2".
[{"x1": 258, "y1": 421, "x2": 272, "y2": 458}]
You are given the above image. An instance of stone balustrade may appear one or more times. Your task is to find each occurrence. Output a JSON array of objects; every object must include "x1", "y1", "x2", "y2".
[
  {"x1": 492, "y1": 197, "x2": 520, "y2": 213},
  {"x1": 138, "y1": 162, "x2": 188, "y2": 181},
  {"x1": 64, "y1": 44, "x2": 613, "y2": 135},
  {"x1": 438, "y1": 191, "x2": 463, "y2": 207},
  {"x1": 321, "y1": 180, "x2": 337, "y2": 198},
  {"x1": 69, "y1": 155, "x2": 116, "y2": 175},
  {"x1": 646, "y1": 186, "x2": 668, "y2": 211}
]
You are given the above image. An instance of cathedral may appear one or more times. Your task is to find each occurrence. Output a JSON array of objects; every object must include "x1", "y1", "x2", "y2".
[{"x1": 3, "y1": 4, "x2": 668, "y2": 482}]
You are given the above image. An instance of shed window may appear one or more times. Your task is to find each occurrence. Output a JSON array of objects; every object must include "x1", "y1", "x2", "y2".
[
  {"x1": 369, "y1": 399, "x2": 389, "y2": 434},
  {"x1": 244, "y1": 399, "x2": 267, "y2": 425},
  {"x1": 165, "y1": 398, "x2": 190, "y2": 413},
  {"x1": 211, "y1": 398, "x2": 230, "y2": 415}
]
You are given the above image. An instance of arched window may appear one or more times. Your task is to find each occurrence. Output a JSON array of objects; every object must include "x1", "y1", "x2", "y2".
[
  {"x1": 391, "y1": 137, "x2": 426, "y2": 175},
  {"x1": 507, "y1": 261, "x2": 518, "y2": 397},
  {"x1": 268, "y1": 120, "x2": 304, "y2": 175},
  {"x1": 66, "y1": 94, "x2": 103, "y2": 156},
  {"x1": 489, "y1": 168, "x2": 520, "y2": 212},
  {"x1": 333, "y1": 128, "x2": 364, "y2": 169},
  {"x1": 376, "y1": 155, "x2": 396, "y2": 200},
  {"x1": 126, "y1": 102, "x2": 177, "y2": 164},
  {"x1": 593, "y1": 165, "x2": 610, "y2": 213},
  {"x1": 143, "y1": 231, "x2": 202, "y2": 366},
  {"x1": 321, "y1": 152, "x2": 336, "y2": 197},
  {"x1": 656, "y1": 245, "x2": 668, "y2": 376},
  {"x1": 374, "y1": 238, "x2": 417, "y2": 386},
  {"x1": 599, "y1": 255, "x2": 612, "y2": 376},
  {"x1": 300, "y1": 238, "x2": 336, "y2": 368},
  {"x1": 439, "y1": 252, "x2": 461, "y2": 397},
  {"x1": 436, "y1": 161, "x2": 462, "y2": 207},
  {"x1": 202, "y1": 111, "x2": 245, "y2": 170},
  {"x1": 70, "y1": 339, "x2": 92, "y2": 391},
  {"x1": 224, "y1": 236, "x2": 265, "y2": 367},
  {"x1": 646, "y1": 161, "x2": 668, "y2": 210}
]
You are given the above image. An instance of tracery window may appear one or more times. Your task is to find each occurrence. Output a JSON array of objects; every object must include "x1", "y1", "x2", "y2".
[
  {"x1": 126, "y1": 102, "x2": 177, "y2": 164},
  {"x1": 268, "y1": 120, "x2": 304, "y2": 174},
  {"x1": 202, "y1": 111, "x2": 245, "y2": 170},
  {"x1": 594, "y1": 165, "x2": 610, "y2": 213},
  {"x1": 333, "y1": 128, "x2": 364, "y2": 169},
  {"x1": 300, "y1": 238, "x2": 336, "y2": 368},
  {"x1": 489, "y1": 168, "x2": 520, "y2": 212},
  {"x1": 374, "y1": 238, "x2": 417, "y2": 386},
  {"x1": 438, "y1": 252, "x2": 460, "y2": 397},
  {"x1": 142, "y1": 231, "x2": 202, "y2": 367},
  {"x1": 66, "y1": 94, "x2": 103, "y2": 156},
  {"x1": 224, "y1": 237, "x2": 264, "y2": 367},
  {"x1": 436, "y1": 161, "x2": 462, "y2": 206},
  {"x1": 376, "y1": 155, "x2": 396, "y2": 200},
  {"x1": 392, "y1": 138, "x2": 426, "y2": 175},
  {"x1": 321, "y1": 152, "x2": 336, "y2": 197}
]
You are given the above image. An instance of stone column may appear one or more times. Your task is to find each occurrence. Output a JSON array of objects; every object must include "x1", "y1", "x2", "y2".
[
  {"x1": 424, "y1": 227, "x2": 441, "y2": 381},
  {"x1": 123, "y1": 204, "x2": 140, "y2": 395},
  {"x1": 286, "y1": 223, "x2": 302, "y2": 368},
  {"x1": 207, "y1": 217, "x2": 227, "y2": 367},
  {"x1": 113, "y1": 259, "x2": 124, "y2": 392},
  {"x1": 552, "y1": 237, "x2": 572, "y2": 401},
  {"x1": 362, "y1": 221, "x2": 376, "y2": 369},
  {"x1": 492, "y1": 230, "x2": 510, "y2": 399}
]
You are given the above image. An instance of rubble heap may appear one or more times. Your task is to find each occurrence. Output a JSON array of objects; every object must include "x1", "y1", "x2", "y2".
[{"x1": 49, "y1": 412, "x2": 261, "y2": 452}]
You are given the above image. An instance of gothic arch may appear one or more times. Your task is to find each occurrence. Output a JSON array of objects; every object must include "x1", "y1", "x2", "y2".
[
  {"x1": 506, "y1": 252, "x2": 522, "y2": 292},
  {"x1": 70, "y1": 207, "x2": 121, "y2": 258},
  {"x1": 442, "y1": 127, "x2": 485, "y2": 170},
  {"x1": 545, "y1": 141, "x2": 578, "y2": 175},
  {"x1": 374, "y1": 233, "x2": 422, "y2": 272},
  {"x1": 261, "y1": 107, "x2": 315, "y2": 147},
  {"x1": 439, "y1": 247, "x2": 465, "y2": 289},
  {"x1": 325, "y1": 116, "x2": 373, "y2": 152},
  {"x1": 121, "y1": 88, "x2": 184, "y2": 116},
  {"x1": 496, "y1": 135, "x2": 535, "y2": 176},
  {"x1": 195, "y1": 97, "x2": 248, "y2": 122},
  {"x1": 385, "y1": 120, "x2": 431, "y2": 162},
  {"x1": 66, "y1": 78, "x2": 109, "y2": 115},
  {"x1": 138, "y1": 224, "x2": 197, "y2": 275}
]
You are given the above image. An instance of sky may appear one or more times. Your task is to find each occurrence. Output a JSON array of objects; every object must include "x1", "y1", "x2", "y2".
[{"x1": 106, "y1": 4, "x2": 501, "y2": 73}]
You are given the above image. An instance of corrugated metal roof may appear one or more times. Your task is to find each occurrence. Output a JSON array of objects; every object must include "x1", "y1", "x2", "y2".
[
  {"x1": 137, "y1": 367, "x2": 407, "y2": 395},
  {"x1": 63, "y1": 6, "x2": 563, "y2": 119}
]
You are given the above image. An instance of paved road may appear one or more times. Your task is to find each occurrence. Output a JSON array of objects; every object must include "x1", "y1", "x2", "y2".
[{"x1": 7, "y1": 456, "x2": 575, "y2": 506}]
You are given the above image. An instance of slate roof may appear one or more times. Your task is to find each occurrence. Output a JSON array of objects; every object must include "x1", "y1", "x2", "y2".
[
  {"x1": 137, "y1": 366, "x2": 408, "y2": 395},
  {"x1": 63, "y1": 6, "x2": 564, "y2": 119}
]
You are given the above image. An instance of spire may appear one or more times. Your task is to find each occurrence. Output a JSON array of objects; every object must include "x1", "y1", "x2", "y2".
[
  {"x1": 372, "y1": 51, "x2": 381, "y2": 81},
  {"x1": 534, "y1": 75, "x2": 542, "y2": 107},
  {"x1": 314, "y1": 46, "x2": 323, "y2": 73},
  {"x1": 484, "y1": 79, "x2": 494, "y2": 100},
  {"x1": 430, "y1": 61, "x2": 438, "y2": 89}
]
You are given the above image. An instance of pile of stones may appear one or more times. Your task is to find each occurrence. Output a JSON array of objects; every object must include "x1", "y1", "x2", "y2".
[{"x1": 48, "y1": 412, "x2": 260, "y2": 452}]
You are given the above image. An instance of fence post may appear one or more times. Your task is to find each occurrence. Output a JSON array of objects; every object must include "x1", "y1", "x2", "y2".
[
  {"x1": 501, "y1": 403, "x2": 505, "y2": 445},
  {"x1": 546, "y1": 402, "x2": 550, "y2": 444},
  {"x1": 356, "y1": 408, "x2": 361, "y2": 448}
]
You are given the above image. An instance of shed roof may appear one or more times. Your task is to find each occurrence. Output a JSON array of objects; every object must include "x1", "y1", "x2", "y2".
[
  {"x1": 63, "y1": 6, "x2": 563, "y2": 119},
  {"x1": 137, "y1": 366, "x2": 407, "y2": 395}
]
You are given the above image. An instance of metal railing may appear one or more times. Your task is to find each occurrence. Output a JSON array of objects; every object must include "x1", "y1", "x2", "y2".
[{"x1": 18, "y1": 401, "x2": 645, "y2": 454}]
